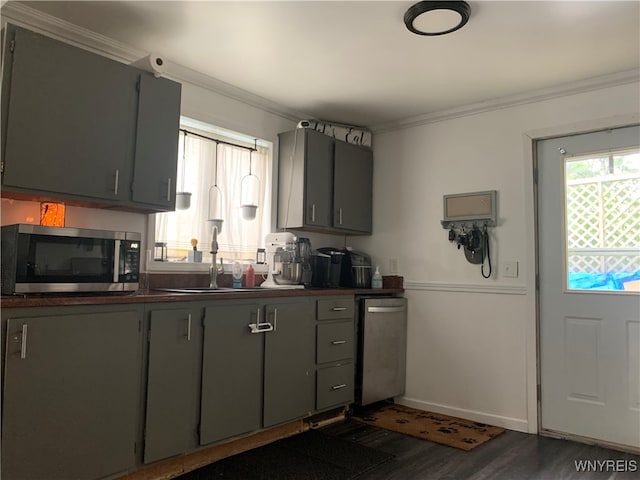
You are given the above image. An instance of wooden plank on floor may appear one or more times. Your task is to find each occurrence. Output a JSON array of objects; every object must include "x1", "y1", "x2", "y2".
[{"x1": 118, "y1": 419, "x2": 306, "y2": 480}]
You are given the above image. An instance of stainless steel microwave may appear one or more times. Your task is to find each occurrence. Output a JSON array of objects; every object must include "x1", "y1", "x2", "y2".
[{"x1": 1, "y1": 224, "x2": 141, "y2": 295}]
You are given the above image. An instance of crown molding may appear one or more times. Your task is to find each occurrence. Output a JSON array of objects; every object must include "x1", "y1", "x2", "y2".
[
  {"x1": 371, "y1": 68, "x2": 640, "y2": 134},
  {"x1": 3, "y1": 2, "x2": 638, "y2": 133},
  {"x1": 0, "y1": 2, "x2": 308, "y2": 124}
]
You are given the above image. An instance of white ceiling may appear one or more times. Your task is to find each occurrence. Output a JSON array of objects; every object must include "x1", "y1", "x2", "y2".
[{"x1": 9, "y1": 1, "x2": 640, "y2": 129}]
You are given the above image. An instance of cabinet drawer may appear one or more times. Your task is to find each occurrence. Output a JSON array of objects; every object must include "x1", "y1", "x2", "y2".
[
  {"x1": 317, "y1": 298, "x2": 354, "y2": 320},
  {"x1": 316, "y1": 363, "x2": 354, "y2": 410},
  {"x1": 317, "y1": 321, "x2": 353, "y2": 364}
]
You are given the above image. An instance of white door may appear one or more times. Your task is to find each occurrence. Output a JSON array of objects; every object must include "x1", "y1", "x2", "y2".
[{"x1": 538, "y1": 125, "x2": 640, "y2": 449}]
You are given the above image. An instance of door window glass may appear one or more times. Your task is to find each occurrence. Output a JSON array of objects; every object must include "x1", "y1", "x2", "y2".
[{"x1": 564, "y1": 147, "x2": 640, "y2": 291}]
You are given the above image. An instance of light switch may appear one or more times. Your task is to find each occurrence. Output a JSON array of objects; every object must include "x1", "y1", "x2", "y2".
[{"x1": 502, "y1": 260, "x2": 519, "y2": 278}]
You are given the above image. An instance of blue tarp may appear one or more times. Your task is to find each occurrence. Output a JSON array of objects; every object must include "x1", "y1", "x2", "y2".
[{"x1": 568, "y1": 272, "x2": 640, "y2": 290}]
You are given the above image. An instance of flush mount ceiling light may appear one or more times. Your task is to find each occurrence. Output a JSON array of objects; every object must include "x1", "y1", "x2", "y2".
[{"x1": 404, "y1": 1, "x2": 471, "y2": 36}]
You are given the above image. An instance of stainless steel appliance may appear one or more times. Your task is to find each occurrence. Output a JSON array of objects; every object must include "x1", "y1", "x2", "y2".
[
  {"x1": 341, "y1": 249, "x2": 372, "y2": 288},
  {"x1": 1, "y1": 224, "x2": 141, "y2": 294},
  {"x1": 356, "y1": 297, "x2": 408, "y2": 406}
]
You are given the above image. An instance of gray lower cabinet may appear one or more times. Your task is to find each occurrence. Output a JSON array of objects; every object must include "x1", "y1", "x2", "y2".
[
  {"x1": 315, "y1": 297, "x2": 355, "y2": 411},
  {"x1": 144, "y1": 305, "x2": 202, "y2": 463},
  {"x1": 263, "y1": 300, "x2": 315, "y2": 428},
  {"x1": 1, "y1": 305, "x2": 143, "y2": 480},
  {"x1": 200, "y1": 302, "x2": 264, "y2": 445}
]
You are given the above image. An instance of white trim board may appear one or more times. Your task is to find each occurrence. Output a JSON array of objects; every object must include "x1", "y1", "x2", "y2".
[
  {"x1": 397, "y1": 397, "x2": 531, "y2": 433},
  {"x1": 404, "y1": 281, "x2": 527, "y2": 295}
]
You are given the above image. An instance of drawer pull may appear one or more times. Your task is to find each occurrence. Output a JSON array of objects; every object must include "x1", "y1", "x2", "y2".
[
  {"x1": 331, "y1": 383, "x2": 347, "y2": 391},
  {"x1": 331, "y1": 340, "x2": 347, "y2": 345},
  {"x1": 331, "y1": 307, "x2": 347, "y2": 312},
  {"x1": 249, "y1": 322, "x2": 274, "y2": 334},
  {"x1": 20, "y1": 324, "x2": 28, "y2": 360}
]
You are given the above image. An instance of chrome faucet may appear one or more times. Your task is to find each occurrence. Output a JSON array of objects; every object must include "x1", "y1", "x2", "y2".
[{"x1": 209, "y1": 225, "x2": 224, "y2": 288}]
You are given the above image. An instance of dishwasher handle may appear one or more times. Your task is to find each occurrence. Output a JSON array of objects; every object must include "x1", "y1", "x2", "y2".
[{"x1": 367, "y1": 305, "x2": 406, "y2": 314}]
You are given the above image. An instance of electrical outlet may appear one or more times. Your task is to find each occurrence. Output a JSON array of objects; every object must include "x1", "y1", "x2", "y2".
[
  {"x1": 389, "y1": 258, "x2": 398, "y2": 274},
  {"x1": 502, "y1": 260, "x2": 519, "y2": 278}
]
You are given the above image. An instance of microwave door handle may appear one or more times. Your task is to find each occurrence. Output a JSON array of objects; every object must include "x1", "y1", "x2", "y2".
[{"x1": 113, "y1": 240, "x2": 121, "y2": 283}]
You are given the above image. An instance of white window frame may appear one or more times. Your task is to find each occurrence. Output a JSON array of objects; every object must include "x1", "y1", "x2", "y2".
[{"x1": 146, "y1": 117, "x2": 273, "y2": 274}]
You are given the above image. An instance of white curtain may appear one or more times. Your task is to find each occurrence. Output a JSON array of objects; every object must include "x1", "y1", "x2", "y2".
[{"x1": 156, "y1": 132, "x2": 271, "y2": 262}]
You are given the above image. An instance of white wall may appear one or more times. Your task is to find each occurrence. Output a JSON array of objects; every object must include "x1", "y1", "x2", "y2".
[{"x1": 349, "y1": 81, "x2": 640, "y2": 432}]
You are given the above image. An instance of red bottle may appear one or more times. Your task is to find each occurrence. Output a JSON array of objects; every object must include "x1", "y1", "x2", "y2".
[{"x1": 245, "y1": 263, "x2": 256, "y2": 288}]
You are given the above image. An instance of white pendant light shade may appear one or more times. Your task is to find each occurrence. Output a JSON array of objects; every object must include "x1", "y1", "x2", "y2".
[
  {"x1": 240, "y1": 173, "x2": 260, "y2": 220},
  {"x1": 176, "y1": 130, "x2": 192, "y2": 210},
  {"x1": 240, "y1": 146, "x2": 260, "y2": 221},
  {"x1": 208, "y1": 185, "x2": 224, "y2": 225}
]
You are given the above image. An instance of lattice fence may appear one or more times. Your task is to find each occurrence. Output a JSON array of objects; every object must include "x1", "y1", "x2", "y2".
[{"x1": 566, "y1": 176, "x2": 640, "y2": 273}]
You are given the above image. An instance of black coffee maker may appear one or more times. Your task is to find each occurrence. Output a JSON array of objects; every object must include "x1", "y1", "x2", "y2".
[{"x1": 312, "y1": 247, "x2": 345, "y2": 288}]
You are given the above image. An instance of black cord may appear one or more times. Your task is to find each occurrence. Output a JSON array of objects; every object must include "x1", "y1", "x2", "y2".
[{"x1": 481, "y1": 225, "x2": 492, "y2": 279}]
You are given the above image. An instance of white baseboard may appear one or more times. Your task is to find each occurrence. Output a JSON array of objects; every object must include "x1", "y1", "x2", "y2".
[{"x1": 396, "y1": 397, "x2": 530, "y2": 433}]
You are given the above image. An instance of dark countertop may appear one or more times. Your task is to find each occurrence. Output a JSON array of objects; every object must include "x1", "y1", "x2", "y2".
[{"x1": 0, "y1": 287, "x2": 404, "y2": 308}]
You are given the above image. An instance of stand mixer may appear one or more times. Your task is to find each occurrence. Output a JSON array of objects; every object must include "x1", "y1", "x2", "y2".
[{"x1": 261, "y1": 232, "x2": 305, "y2": 289}]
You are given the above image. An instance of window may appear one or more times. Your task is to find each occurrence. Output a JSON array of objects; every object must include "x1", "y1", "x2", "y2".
[
  {"x1": 564, "y1": 147, "x2": 640, "y2": 291},
  {"x1": 150, "y1": 118, "x2": 272, "y2": 268}
]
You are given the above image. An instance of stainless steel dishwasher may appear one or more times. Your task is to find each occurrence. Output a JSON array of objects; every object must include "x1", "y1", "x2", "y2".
[{"x1": 355, "y1": 296, "x2": 408, "y2": 406}]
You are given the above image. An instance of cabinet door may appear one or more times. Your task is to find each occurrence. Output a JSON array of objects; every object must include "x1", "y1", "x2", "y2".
[
  {"x1": 333, "y1": 141, "x2": 373, "y2": 233},
  {"x1": 304, "y1": 129, "x2": 334, "y2": 227},
  {"x1": 263, "y1": 301, "x2": 315, "y2": 427},
  {"x1": 200, "y1": 303, "x2": 263, "y2": 445},
  {"x1": 131, "y1": 73, "x2": 181, "y2": 211},
  {"x1": 1, "y1": 26, "x2": 137, "y2": 202},
  {"x1": 1, "y1": 308, "x2": 142, "y2": 480},
  {"x1": 144, "y1": 306, "x2": 201, "y2": 463}
]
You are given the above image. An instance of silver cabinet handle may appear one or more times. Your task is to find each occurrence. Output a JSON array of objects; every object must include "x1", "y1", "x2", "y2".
[
  {"x1": 186, "y1": 314, "x2": 192, "y2": 341},
  {"x1": 248, "y1": 308, "x2": 273, "y2": 334},
  {"x1": 311, "y1": 204, "x2": 316, "y2": 223},
  {"x1": 331, "y1": 384, "x2": 347, "y2": 391},
  {"x1": 273, "y1": 308, "x2": 278, "y2": 331},
  {"x1": 249, "y1": 322, "x2": 274, "y2": 333},
  {"x1": 367, "y1": 306, "x2": 406, "y2": 313},
  {"x1": 339, "y1": 208, "x2": 343, "y2": 225},
  {"x1": 114, "y1": 169, "x2": 120, "y2": 195},
  {"x1": 331, "y1": 340, "x2": 347, "y2": 345},
  {"x1": 332, "y1": 307, "x2": 347, "y2": 312},
  {"x1": 167, "y1": 177, "x2": 172, "y2": 201},
  {"x1": 20, "y1": 324, "x2": 28, "y2": 360}
]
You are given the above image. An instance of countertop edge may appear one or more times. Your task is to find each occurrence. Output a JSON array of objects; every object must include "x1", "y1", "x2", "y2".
[{"x1": 0, "y1": 288, "x2": 404, "y2": 308}]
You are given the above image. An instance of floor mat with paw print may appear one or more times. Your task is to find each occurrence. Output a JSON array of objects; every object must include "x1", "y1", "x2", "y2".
[{"x1": 351, "y1": 403, "x2": 505, "y2": 451}]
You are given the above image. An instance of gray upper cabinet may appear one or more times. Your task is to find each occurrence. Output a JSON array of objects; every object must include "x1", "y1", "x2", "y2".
[
  {"x1": 333, "y1": 140, "x2": 373, "y2": 233},
  {"x1": 200, "y1": 302, "x2": 264, "y2": 445},
  {"x1": 263, "y1": 300, "x2": 315, "y2": 428},
  {"x1": 132, "y1": 73, "x2": 181, "y2": 210},
  {"x1": 1, "y1": 25, "x2": 137, "y2": 203},
  {"x1": 277, "y1": 128, "x2": 373, "y2": 235},
  {"x1": 144, "y1": 305, "x2": 202, "y2": 464},
  {"x1": 0, "y1": 24, "x2": 181, "y2": 212},
  {"x1": 1, "y1": 305, "x2": 143, "y2": 480}
]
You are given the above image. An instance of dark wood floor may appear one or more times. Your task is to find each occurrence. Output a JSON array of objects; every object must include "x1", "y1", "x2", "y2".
[{"x1": 321, "y1": 420, "x2": 640, "y2": 480}]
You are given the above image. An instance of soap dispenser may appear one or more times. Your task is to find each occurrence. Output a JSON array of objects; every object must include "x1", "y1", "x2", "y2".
[{"x1": 372, "y1": 266, "x2": 383, "y2": 289}]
